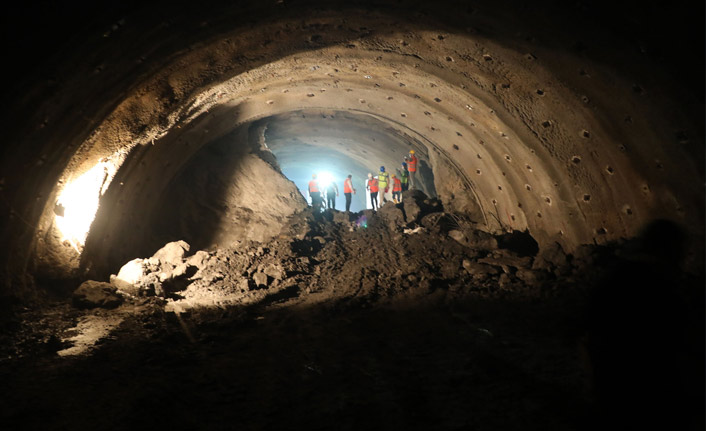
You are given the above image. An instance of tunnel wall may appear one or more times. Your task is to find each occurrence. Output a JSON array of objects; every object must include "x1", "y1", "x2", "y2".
[
  {"x1": 80, "y1": 122, "x2": 307, "y2": 279},
  {"x1": 1, "y1": 0, "x2": 703, "y2": 298}
]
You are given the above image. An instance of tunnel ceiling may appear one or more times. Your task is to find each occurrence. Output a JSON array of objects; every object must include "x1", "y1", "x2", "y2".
[{"x1": 1, "y1": 0, "x2": 703, "y2": 293}]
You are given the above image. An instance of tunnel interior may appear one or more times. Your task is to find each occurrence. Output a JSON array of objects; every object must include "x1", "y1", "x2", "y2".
[{"x1": 1, "y1": 1, "x2": 703, "y2": 430}]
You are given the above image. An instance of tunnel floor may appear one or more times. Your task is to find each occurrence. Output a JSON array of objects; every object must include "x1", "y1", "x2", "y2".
[{"x1": 1, "y1": 192, "x2": 703, "y2": 430}]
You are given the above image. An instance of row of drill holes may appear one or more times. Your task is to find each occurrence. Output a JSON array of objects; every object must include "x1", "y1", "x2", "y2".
[{"x1": 296, "y1": 94, "x2": 593, "y2": 181}]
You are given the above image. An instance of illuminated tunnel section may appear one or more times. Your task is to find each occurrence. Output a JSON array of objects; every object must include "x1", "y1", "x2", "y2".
[
  {"x1": 262, "y1": 110, "x2": 438, "y2": 213},
  {"x1": 0, "y1": 1, "x2": 702, "y2": 293}
]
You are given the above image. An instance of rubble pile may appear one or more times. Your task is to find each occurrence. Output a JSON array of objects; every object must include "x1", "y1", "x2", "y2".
[{"x1": 81, "y1": 190, "x2": 602, "y2": 312}]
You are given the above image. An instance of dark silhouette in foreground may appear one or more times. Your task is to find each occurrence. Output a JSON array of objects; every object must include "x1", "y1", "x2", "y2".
[{"x1": 583, "y1": 219, "x2": 703, "y2": 430}]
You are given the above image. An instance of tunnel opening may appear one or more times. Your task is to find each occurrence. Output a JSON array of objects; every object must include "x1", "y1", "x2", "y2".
[{"x1": 261, "y1": 110, "x2": 438, "y2": 213}]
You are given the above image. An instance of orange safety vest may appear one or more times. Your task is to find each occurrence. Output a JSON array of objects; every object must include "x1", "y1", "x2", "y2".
[
  {"x1": 392, "y1": 177, "x2": 402, "y2": 192},
  {"x1": 368, "y1": 178, "x2": 379, "y2": 193},
  {"x1": 408, "y1": 154, "x2": 418, "y2": 172},
  {"x1": 308, "y1": 179, "x2": 319, "y2": 193},
  {"x1": 344, "y1": 178, "x2": 354, "y2": 193}
]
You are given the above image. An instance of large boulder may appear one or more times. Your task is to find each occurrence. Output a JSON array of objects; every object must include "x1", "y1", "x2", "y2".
[
  {"x1": 111, "y1": 258, "x2": 145, "y2": 295},
  {"x1": 73, "y1": 280, "x2": 123, "y2": 309},
  {"x1": 152, "y1": 240, "x2": 190, "y2": 267},
  {"x1": 160, "y1": 263, "x2": 199, "y2": 293},
  {"x1": 449, "y1": 228, "x2": 498, "y2": 251},
  {"x1": 253, "y1": 272, "x2": 269, "y2": 288},
  {"x1": 462, "y1": 259, "x2": 499, "y2": 280},
  {"x1": 110, "y1": 240, "x2": 203, "y2": 297},
  {"x1": 186, "y1": 250, "x2": 211, "y2": 269},
  {"x1": 532, "y1": 241, "x2": 569, "y2": 271},
  {"x1": 377, "y1": 201, "x2": 406, "y2": 230},
  {"x1": 400, "y1": 189, "x2": 429, "y2": 223},
  {"x1": 263, "y1": 263, "x2": 285, "y2": 281}
]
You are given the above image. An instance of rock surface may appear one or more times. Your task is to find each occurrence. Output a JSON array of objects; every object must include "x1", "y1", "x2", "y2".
[{"x1": 72, "y1": 281, "x2": 123, "y2": 309}]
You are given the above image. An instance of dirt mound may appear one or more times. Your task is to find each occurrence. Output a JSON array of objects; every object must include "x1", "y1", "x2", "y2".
[{"x1": 89, "y1": 190, "x2": 593, "y2": 314}]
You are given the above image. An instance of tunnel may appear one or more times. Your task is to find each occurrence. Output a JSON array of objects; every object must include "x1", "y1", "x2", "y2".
[{"x1": 1, "y1": 0, "x2": 703, "y2": 429}]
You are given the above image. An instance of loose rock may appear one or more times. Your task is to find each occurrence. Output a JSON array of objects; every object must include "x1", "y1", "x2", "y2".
[{"x1": 73, "y1": 281, "x2": 123, "y2": 309}]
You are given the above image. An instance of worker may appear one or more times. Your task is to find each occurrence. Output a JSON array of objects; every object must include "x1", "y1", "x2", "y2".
[
  {"x1": 343, "y1": 174, "x2": 356, "y2": 212},
  {"x1": 391, "y1": 173, "x2": 402, "y2": 203},
  {"x1": 399, "y1": 162, "x2": 409, "y2": 192},
  {"x1": 407, "y1": 150, "x2": 418, "y2": 189},
  {"x1": 308, "y1": 174, "x2": 321, "y2": 209},
  {"x1": 366, "y1": 172, "x2": 379, "y2": 211},
  {"x1": 378, "y1": 166, "x2": 390, "y2": 203},
  {"x1": 325, "y1": 178, "x2": 339, "y2": 210}
]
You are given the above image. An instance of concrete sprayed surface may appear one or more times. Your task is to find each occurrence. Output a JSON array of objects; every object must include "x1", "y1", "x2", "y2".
[{"x1": 0, "y1": 1, "x2": 703, "y2": 430}]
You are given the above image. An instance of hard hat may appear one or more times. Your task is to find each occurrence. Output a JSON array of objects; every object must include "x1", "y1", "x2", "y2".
[
  {"x1": 380, "y1": 166, "x2": 385, "y2": 172},
  {"x1": 391, "y1": 174, "x2": 396, "y2": 177},
  {"x1": 410, "y1": 150, "x2": 415, "y2": 154},
  {"x1": 312, "y1": 174, "x2": 317, "y2": 179}
]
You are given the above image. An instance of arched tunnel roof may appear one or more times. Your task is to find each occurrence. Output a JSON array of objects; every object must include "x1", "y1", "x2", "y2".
[{"x1": 1, "y1": 0, "x2": 703, "y2": 295}]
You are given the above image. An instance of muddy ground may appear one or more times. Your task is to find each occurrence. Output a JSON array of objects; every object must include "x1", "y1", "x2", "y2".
[{"x1": 1, "y1": 192, "x2": 703, "y2": 430}]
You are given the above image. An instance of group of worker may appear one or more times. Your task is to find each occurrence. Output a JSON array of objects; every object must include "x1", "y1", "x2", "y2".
[{"x1": 307, "y1": 149, "x2": 419, "y2": 212}]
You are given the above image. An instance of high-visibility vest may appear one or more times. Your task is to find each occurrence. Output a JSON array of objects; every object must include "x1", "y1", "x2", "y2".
[
  {"x1": 344, "y1": 178, "x2": 354, "y2": 193},
  {"x1": 400, "y1": 170, "x2": 409, "y2": 184},
  {"x1": 308, "y1": 180, "x2": 319, "y2": 193},
  {"x1": 368, "y1": 178, "x2": 379, "y2": 193},
  {"x1": 393, "y1": 177, "x2": 402, "y2": 192},
  {"x1": 408, "y1": 155, "x2": 418, "y2": 172},
  {"x1": 378, "y1": 171, "x2": 389, "y2": 188}
]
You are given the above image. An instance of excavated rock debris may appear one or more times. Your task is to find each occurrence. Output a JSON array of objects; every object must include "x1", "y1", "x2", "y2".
[
  {"x1": 91, "y1": 190, "x2": 597, "y2": 314},
  {"x1": 72, "y1": 281, "x2": 123, "y2": 309}
]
